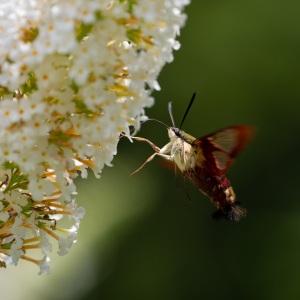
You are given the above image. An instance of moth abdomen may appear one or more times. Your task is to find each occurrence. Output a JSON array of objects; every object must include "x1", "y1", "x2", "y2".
[{"x1": 186, "y1": 168, "x2": 247, "y2": 221}]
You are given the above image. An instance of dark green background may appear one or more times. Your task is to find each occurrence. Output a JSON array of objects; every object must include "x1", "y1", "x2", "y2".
[{"x1": 50, "y1": 1, "x2": 300, "y2": 299}]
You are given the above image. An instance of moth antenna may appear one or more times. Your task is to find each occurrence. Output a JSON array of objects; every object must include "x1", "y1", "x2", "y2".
[
  {"x1": 168, "y1": 102, "x2": 176, "y2": 127},
  {"x1": 179, "y1": 92, "x2": 196, "y2": 130}
]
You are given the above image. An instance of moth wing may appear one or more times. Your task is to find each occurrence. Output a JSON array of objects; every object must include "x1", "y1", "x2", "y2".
[{"x1": 192, "y1": 125, "x2": 254, "y2": 175}]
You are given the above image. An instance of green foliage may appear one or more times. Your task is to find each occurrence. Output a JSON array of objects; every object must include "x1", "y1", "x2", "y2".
[
  {"x1": 19, "y1": 72, "x2": 38, "y2": 95},
  {"x1": 3, "y1": 167, "x2": 28, "y2": 192},
  {"x1": 76, "y1": 21, "x2": 94, "y2": 42},
  {"x1": 119, "y1": 0, "x2": 137, "y2": 14},
  {"x1": 126, "y1": 28, "x2": 142, "y2": 44}
]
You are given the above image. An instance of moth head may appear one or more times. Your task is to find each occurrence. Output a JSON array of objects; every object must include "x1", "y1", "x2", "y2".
[
  {"x1": 168, "y1": 127, "x2": 181, "y2": 139},
  {"x1": 167, "y1": 127, "x2": 176, "y2": 139}
]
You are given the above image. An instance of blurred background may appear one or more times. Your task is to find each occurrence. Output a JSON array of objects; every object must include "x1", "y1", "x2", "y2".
[{"x1": 3, "y1": 1, "x2": 300, "y2": 299}]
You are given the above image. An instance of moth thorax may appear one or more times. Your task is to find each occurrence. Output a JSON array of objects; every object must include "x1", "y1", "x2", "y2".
[{"x1": 171, "y1": 138, "x2": 196, "y2": 172}]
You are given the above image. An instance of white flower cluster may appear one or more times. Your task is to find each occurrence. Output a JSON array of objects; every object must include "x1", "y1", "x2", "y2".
[{"x1": 0, "y1": 0, "x2": 189, "y2": 273}]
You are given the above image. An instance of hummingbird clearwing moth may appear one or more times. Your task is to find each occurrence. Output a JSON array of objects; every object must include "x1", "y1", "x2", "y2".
[{"x1": 130, "y1": 93, "x2": 254, "y2": 222}]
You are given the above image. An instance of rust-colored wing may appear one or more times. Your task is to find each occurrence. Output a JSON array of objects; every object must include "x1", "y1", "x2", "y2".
[{"x1": 192, "y1": 126, "x2": 254, "y2": 176}]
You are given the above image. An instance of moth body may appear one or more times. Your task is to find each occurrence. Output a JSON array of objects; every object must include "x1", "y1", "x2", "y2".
[
  {"x1": 129, "y1": 93, "x2": 253, "y2": 222},
  {"x1": 159, "y1": 127, "x2": 247, "y2": 221}
]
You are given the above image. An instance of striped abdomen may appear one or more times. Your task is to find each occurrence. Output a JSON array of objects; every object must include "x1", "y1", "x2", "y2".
[{"x1": 185, "y1": 167, "x2": 246, "y2": 222}]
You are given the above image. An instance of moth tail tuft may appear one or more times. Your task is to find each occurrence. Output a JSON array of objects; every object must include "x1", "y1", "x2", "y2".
[{"x1": 212, "y1": 203, "x2": 247, "y2": 222}]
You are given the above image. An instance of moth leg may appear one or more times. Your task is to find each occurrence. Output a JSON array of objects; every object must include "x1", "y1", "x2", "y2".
[
  {"x1": 130, "y1": 152, "x2": 159, "y2": 177},
  {"x1": 130, "y1": 136, "x2": 161, "y2": 152},
  {"x1": 183, "y1": 172, "x2": 191, "y2": 201},
  {"x1": 157, "y1": 153, "x2": 176, "y2": 163},
  {"x1": 130, "y1": 152, "x2": 173, "y2": 177},
  {"x1": 174, "y1": 163, "x2": 179, "y2": 188},
  {"x1": 182, "y1": 172, "x2": 192, "y2": 202}
]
